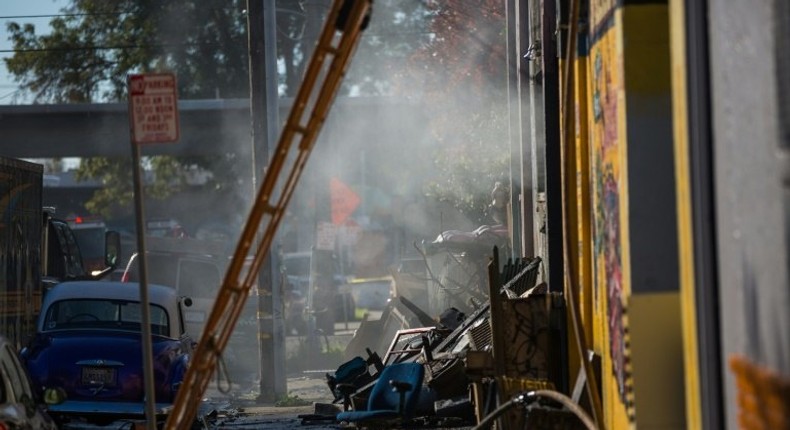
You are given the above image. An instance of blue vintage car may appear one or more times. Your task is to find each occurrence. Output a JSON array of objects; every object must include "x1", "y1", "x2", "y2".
[{"x1": 20, "y1": 281, "x2": 194, "y2": 425}]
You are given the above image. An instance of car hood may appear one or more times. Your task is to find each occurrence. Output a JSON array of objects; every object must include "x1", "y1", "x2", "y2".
[{"x1": 24, "y1": 330, "x2": 188, "y2": 405}]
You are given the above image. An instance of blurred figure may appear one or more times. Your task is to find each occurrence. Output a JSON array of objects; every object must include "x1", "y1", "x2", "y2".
[{"x1": 488, "y1": 181, "x2": 508, "y2": 225}]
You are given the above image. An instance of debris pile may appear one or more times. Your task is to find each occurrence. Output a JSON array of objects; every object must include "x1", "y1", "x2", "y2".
[{"x1": 299, "y1": 226, "x2": 588, "y2": 428}]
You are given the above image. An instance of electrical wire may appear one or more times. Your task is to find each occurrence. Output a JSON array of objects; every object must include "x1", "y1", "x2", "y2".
[
  {"x1": 473, "y1": 390, "x2": 596, "y2": 430},
  {"x1": 0, "y1": 12, "x2": 128, "y2": 20},
  {"x1": 558, "y1": 0, "x2": 604, "y2": 426},
  {"x1": 0, "y1": 42, "x2": 221, "y2": 54}
]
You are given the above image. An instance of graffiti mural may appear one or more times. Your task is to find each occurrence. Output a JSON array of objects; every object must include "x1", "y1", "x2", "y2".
[{"x1": 589, "y1": 1, "x2": 631, "y2": 413}]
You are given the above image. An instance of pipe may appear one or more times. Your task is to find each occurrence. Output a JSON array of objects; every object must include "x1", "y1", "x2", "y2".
[{"x1": 473, "y1": 389, "x2": 597, "y2": 430}]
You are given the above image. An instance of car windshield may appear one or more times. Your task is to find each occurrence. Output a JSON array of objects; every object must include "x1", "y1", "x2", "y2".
[{"x1": 44, "y1": 299, "x2": 170, "y2": 336}]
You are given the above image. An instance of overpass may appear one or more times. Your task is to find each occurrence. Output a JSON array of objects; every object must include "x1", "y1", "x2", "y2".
[{"x1": 0, "y1": 97, "x2": 425, "y2": 158}]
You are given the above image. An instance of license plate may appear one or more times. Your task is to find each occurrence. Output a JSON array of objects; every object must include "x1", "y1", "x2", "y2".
[{"x1": 81, "y1": 367, "x2": 117, "y2": 386}]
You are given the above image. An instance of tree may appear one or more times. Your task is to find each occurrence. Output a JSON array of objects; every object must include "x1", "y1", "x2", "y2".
[
  {"x1": 401, "y1": 0, "x2": 510, "y2": 225},
  {"x1": 4, "y1": 0, "x2": 259, "y2": 223},
  {"x1": 277, "y1": 2, "x2": 308, "y2": 97},
  {"x1": 5, "y1": 0, "x2": 251, "y2": 102},
  {"x1": 342, "y1": 0, "x2": 435, "y2": 96}
]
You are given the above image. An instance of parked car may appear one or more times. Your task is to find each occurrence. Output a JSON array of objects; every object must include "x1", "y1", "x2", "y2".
[
  {"x1": 20, "y1": 281, "x2": 194, "y2": 425},
  {"x1": 0, "y1": 335, "x2": 58, "y2": 430}
]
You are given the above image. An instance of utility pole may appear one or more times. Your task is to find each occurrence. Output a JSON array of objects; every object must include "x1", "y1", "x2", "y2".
[
  {"x1": 247, "y1": 0, "x2": 286, "y2": 402},
  {"x1": 506, "y1": 0, "x2": 531, "y2": 258}
]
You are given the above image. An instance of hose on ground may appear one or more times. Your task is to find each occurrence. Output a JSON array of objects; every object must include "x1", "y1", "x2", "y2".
[{"x1": 472, "y1": 389, "x2": 596, "y2": 430}]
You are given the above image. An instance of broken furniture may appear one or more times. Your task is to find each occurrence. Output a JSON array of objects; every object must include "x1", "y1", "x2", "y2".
[
  {"x1": 465, "y1": 248, "x2": 566, "y2": 428},
  {"x1": 345, "y1": 327, "x2": 440, "y2": 412},
  {"x1": 421, "y1": 227, "x2": 509, "y2": 317},
  {"x1": 343, "y1": 297, "x2": 420, "y2": 362},
  {"x1": 326, "y1": 348, "x2": 384, "y2": 411},
  {"x1": 336, "y1": 362, "x2": 426, "y2": 427}
]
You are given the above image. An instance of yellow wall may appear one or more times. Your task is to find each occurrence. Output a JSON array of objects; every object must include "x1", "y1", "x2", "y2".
[
  {"x1": 587, "y1": 2, "x2": 631, "y2": 427},
  {"x1": 583, "y1": 1, "x2": 686, "y2": 428},
  {"x1": 629, "y1": 293, "x2": 686, "y2": 428}
]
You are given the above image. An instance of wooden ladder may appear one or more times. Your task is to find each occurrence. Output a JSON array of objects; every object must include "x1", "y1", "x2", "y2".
[{"x1": 164, "y1": 1, "x2": 372, "y2": 427}]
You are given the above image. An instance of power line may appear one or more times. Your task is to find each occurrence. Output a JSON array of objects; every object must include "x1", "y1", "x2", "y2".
[
  {"x1": 0, "y1": 12, "x2": 127, "y2": 20},
  {"x1": 0, "y1": 42, "x2": 220, "y2": 54},
  {"x1": 0, "y1": 88, "x2": 21, "y2": 101},
  {"x1": 0, "y1": 5, "x2": 306, "y2": 21}
]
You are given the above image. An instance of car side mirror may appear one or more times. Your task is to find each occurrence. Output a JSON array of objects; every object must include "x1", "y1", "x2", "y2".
[{"x1": 104, "y1": 231, "x2": 121, "y2": 270}]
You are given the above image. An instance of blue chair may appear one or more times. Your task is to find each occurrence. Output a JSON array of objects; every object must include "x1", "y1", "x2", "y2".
[
  {"x1": 328, "y1": 356, "x2": 372, "y2": 410},
  {"x1": 336, "y1": 362, "x2": 425, "y2": 426}
]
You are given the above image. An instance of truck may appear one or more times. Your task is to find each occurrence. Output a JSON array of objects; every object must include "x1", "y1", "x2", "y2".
[
  {"x1": 0, "y1": 157, "x2": 120, "y2": 349},
  {"x1": 65, "y1": 215, "x2": 109, "y2": 275}
]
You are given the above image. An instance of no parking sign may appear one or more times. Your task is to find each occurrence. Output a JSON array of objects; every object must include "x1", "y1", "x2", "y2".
[
  {"x1": 128, "y1": 73, "x2": 180, "y2": 144},
  {"x1": 126, "y1": 72, "x2": 181, "y2": 424}
]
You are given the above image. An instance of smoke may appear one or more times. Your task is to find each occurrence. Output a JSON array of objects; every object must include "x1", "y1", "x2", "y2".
[
  {"x1": 282, "y1": 0, "x2": 512, "y2": 251},
  {"x1": 92, "y1": 1, "x2": 511, "y2": 264},
  {"x1": 31, "y1": 0, "x2": 515, "y2": 395}
]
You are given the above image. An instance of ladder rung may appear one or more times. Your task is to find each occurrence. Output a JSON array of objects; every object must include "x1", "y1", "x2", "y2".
[
  {"x1": 289, "y1": 125, "x2": 308, "y2": 135},
  {"x1": 226, "y1": 281, "x2": 246, "y2": 293},
  {"x1": 322, "y1": 46, "x2": 340, "y2": 55},
  {"x1": 262, "y1": 202, "x2": 278, "y2": 214}
]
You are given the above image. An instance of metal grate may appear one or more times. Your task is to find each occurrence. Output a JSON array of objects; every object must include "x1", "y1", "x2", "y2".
[
  {"x1": 500, "y1": 256, "x2": 542, "y2": 297},
  {"x1": 466, "y1": 318, "x2": 493, "y2": 351}
]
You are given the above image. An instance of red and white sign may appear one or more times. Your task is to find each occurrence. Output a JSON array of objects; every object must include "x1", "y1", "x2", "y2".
[{"x1": 128, "y1": 73, "x2": 180, "y2": 144}]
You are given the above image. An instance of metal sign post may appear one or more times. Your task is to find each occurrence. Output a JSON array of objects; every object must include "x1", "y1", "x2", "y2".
[{"x1": 128, "y1": 73, "x2": 179, "y2": 430}]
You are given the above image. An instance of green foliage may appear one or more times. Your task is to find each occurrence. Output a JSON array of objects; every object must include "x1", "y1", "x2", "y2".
[
  {"x1": 75, "y1": 156, "x2": 190, "y2": 218},
  {"x1": 75, "y1": 154, "x2": 250, "y2": 220},
  {"x1": 5, "y1": 1, "x2": 256, "y2": 216},
  {"x1": 343, "y1": 0, "x2": 434, "y2": 96},
  {"x1": 5, "y1": 0, "x2": 250, "y2": 102},
  {"x1": 75, "y1": 157, "x2": 133, "y2": 218}
]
